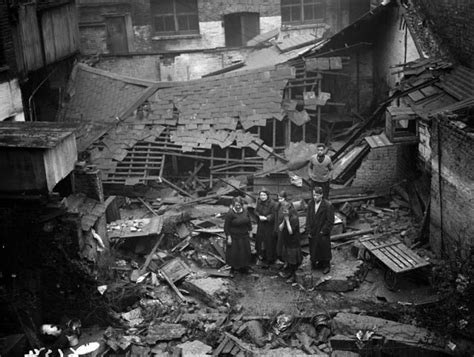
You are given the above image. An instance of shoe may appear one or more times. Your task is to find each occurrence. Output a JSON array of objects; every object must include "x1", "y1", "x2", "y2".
[{"x1": 322, "y1": 266, "x2": 330, "y2": 274}]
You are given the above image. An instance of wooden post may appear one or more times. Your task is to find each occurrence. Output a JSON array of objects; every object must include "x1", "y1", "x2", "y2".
[
  {"x1": 356, "y1": 51, "x2": 360, "y2": 113},
  {"x1": 225, "y1": 147, "x2": 229, "y2": 179},
  {"x1": 317, "y1": 72, "x2": 322, "y2": 143},
  {"x1": 272, "y1": 118, "x2": 276, "y2": 148},
  {"x1": 210, "y1": 147, "x2": 214, "y2": 189}
]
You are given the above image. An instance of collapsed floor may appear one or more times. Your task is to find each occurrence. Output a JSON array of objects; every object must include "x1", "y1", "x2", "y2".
[{"x1": 2, "y1": 177, "x2": 473, "y2": 357}]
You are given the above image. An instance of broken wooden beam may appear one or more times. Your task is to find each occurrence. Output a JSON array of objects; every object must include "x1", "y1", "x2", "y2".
[
  {"x1": 160, "y1": 176, "x2": 193, "y2": 198},
  {"x1": 160, "y1": 269, "x2": 186, "y2": 302},
  {"x1": 139, "y1": 233, "x2": 165, "y2": 275},
  {"x1": 138, "y1": 197, "x2": 159, "y2": 216},
  {"x1": 331, "y1": 229, "x2": 374, "y2": 242}
]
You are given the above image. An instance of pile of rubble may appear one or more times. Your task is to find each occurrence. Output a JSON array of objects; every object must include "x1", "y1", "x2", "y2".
[{"x1": 17, "y1": 176, "x2": 463, "y2": 356}]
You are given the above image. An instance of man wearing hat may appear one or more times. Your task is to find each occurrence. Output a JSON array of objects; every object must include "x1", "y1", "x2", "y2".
[
  {"x1": 305, "y1": 187, "x2": 335, "y2": 274},
  {"x1": 308, "y1": 143, "x2": 333, "y2": 199}
]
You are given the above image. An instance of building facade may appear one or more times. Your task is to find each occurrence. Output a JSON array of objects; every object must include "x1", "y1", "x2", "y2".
[{"x1": 78, "y1": 0, "x2": 374, "y2": 81}]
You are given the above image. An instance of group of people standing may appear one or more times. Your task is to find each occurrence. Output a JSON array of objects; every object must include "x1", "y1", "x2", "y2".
[{"x1": 224, "y1": 144, "x2": 335, "y2": 283}]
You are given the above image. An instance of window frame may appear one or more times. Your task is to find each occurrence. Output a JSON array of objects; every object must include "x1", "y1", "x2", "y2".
[
  {"x1": 281, "y1": 0, "x2": 325, "y2": 25},
  {"x1": 152, "y1": 0, "x2": 199, "y2": 36}
]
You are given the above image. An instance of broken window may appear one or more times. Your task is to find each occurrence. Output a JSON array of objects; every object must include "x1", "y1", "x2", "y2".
[
  {"x1": 281, "y1": 0, "x2": 325, "y2": 25},
  {"x1": 151, "y1": 0, "x2": 199, "y2": 35},
  {"x1": 224, "y1": 12, "x2": 260, "y2": 47}
]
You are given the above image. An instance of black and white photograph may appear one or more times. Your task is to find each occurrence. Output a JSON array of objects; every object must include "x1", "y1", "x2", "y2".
[{"x1": 0, "y1": 0, "x2": 473, "y2": 356}]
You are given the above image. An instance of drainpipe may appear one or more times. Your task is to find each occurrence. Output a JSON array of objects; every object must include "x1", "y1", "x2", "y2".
[
  {"x1": 28, "y1": 67, "x2": 58, "y2": 121},
  {"x1": 436, "y1": 117, "x2": 444, "y2": 255}
]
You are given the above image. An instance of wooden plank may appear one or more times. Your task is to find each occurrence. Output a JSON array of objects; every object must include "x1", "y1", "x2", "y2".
[
  {"x1": 369, "y1": 241, "x2": 401, "y2": 251},
  {"x1": 230, "y1": 345, "x2": 240, "y2": 355},
  {"x1": 379, "y1": 247, "x2": 409, "y2": 270},
  {"x1": 385, "y1": 246, "x2": 414, "y2": 269},
  {"x1": 369, "y1": 249, "x2": 404, "y2": 273},
  {"x1": 161, "y1": 258, "x2": 191, "y2": 282},
  {"x1": 138, "y1": 197, "x2": 159, "y2": 217},
  {"x1": 393, "y1": 244, "x2": 429, "y2": 268},
  {"x1": 213, "y1": 336, "x2": 228, "y2": 356},
  {"x1": 139, "y1": 233, "x2": 164, "y2": 275},
  {"x1": 222, "y1": 339, "x2": 235, "y2": 354},
  {"x1": 160, "y1": 269, "x2": 185, "y2": 302},
  {"x1": 389, "y1": 244, "x2": 418, "y2": 267}
]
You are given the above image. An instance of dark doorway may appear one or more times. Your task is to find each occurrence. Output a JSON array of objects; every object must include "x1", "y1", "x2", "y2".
[
  {"x1": 224, "y1": 12, "x2": 260, "y2": 47},
  {"x1": 105, "y1": 15, "x2": 129, "y2": 54}
]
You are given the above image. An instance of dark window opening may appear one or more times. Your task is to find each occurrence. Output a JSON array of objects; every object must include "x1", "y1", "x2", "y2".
[
  {"x1": 151, "y1": 0, "x2": 199, "y2": 35},
  {"x1": 224, "y1": 12, "x2": 260, "y2": 47},
  {"x1": 281, "y1": 0, "x2": 325, "y2": 25}
]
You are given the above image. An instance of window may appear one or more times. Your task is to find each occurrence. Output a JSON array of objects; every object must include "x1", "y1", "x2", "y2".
[
  {"x1": 151, "y1": 0, "x2": 199, "y2": 35},
  {"x1": 281, "y1": 0, "x2": 325, "y2": 25},
  {"x1": 224, "y1": 12, "x2": 260, "y2": 47}
]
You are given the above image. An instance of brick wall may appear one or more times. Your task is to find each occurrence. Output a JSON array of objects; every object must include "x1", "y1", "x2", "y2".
[
  {"x1": 416, "y1": 0, "x2": 474, "y2": 69},
  {"x1": 429, "y1": 114, "x2": 474, "y2": 259},
  {"x1": 352, "y1": 143, "x2": 414, "y2": 189}
]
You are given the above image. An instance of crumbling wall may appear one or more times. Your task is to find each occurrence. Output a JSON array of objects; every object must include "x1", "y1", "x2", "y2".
[
  {"x1": 96, "y1": 49, "x2": 249, "y2": 82},
  {"x1": 352, "y1": 143, "x2": 414, "y2": 189},
  {"x1": 415, "y1": 0, "x2": 474, "y2": 69},
  {"x1": 429, "y1": 114, "x2": 474, "y2": 259},
  {"x1": 95, "y1": 55, "x2": 161, "y2": 81}
]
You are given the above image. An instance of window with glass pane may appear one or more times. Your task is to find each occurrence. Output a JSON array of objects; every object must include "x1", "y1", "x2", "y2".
[
  {"x1": 151, "y1": 0, "x2": 199, "y2": 35},
  {"x1": 281, "y1": 0, "x2": 325, "y2": 24}
]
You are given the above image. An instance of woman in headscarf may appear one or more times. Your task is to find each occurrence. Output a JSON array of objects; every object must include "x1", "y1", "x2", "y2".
[
  {"x1": 278, "y1": 201, "x2": 302, "y2": 283},
  {"x1": 255, "y1": 189, "x2": 276, "y2": 266},
  {"x1": 224, "y1": 196, "x2": 253, "y2": 273}
]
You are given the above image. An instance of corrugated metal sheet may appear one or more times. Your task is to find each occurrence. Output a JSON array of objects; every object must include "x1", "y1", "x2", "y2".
[{"x1": 364, "y1": 133, "x2": 393, "y2": 148}]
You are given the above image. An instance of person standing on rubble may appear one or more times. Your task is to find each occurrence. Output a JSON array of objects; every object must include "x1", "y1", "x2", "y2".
[
  {"x1": 224, "y1": 196, "x2": 253, "y2": 274},
  {"x1": 308, "y1": 144, "x2": 333, "y2": 199},
  {"x1": 278, "y1": 201, "x2": 302, "y2": 283},
  {"x1": 305, "y1": 187, "x2": 335, "y2": 274},
  {"x1": 255, "y1": 189, "x2": 277, "y2": 267}
]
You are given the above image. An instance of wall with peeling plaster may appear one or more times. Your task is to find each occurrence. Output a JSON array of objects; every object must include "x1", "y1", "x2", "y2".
[{"x1": 429, "y1": 115, "x2": 474, "y2": 259}]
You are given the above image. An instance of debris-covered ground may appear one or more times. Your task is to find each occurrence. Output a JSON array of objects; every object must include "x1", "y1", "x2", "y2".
[{"x1": 7, "y1": 177, "x2": 472, "y2": 357}]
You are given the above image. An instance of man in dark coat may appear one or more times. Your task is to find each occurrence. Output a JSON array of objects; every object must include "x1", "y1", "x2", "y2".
[{"x1": 305, "y1": 187, "x2": 335, "y2": 274}]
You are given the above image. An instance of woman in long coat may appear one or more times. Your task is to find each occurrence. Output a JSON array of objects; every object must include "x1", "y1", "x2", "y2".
[
  {"x1": 224, "y1": 196, "x2": 252, "y2": 273},
  {"x1": 279, "y1": 202, "x2": 302, "y2": 283},
  {"x1": 255, "y1": 189, "x2": 276, "y2": 265}
]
